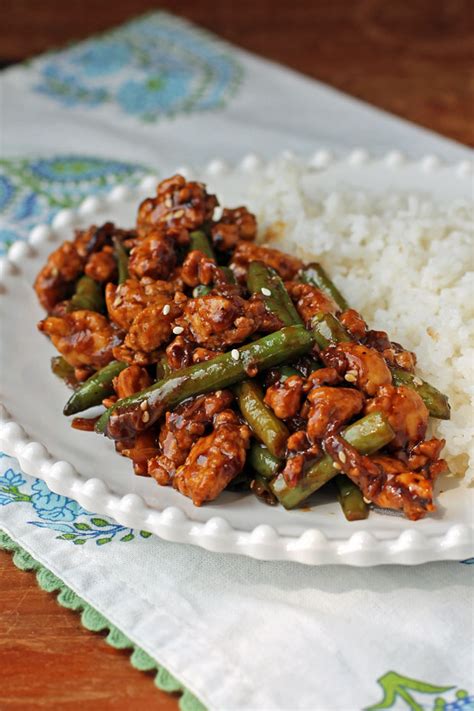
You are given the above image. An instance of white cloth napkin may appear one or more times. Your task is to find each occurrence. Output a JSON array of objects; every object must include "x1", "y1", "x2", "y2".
[{"x1": 1, "y1": 11, "x2": 473, "y2": 711}]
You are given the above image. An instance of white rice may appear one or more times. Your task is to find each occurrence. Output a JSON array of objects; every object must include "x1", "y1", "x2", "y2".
[{"x1": 249, "y1": 158, "x2": 474, "y2": 480}]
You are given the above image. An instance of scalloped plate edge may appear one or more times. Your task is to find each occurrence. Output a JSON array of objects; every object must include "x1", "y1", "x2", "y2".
[{"x1": 0, "y1": 150, "x2": 473, "y2": 566}]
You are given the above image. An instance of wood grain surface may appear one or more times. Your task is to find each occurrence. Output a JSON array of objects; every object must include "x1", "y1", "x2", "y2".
[
  {"x1": 0, "y1": 548, "x2": 178, "y2": 710},
  {"x1": 0, "y1": 1, "x2": 472, "y2": 709},
  {"x1": 1, "y1": 0, "x2": 473, "y2": 144}
]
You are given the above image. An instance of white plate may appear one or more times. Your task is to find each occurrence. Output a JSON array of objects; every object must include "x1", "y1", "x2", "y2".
[{"x1": 1, "y1": 151, "x2": 473, "y2": 565}]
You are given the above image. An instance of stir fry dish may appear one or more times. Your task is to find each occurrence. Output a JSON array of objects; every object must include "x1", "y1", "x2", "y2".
[{"x1": 34, "y1": 175, "x2": 452, "y2": 521}]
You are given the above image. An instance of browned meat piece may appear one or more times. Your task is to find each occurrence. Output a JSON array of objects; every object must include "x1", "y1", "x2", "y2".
[
  {"x1": 286, "y1": 430, "x2": 311, "y2": 452},
  {"x1": 118, "y1": 430, "x2": 159, "y2": 476},
  {"x1": 369, "y1": 458, "x2": 438, "y2": 519},
  {"x1": 363, "y1": 329, "x2": 391, "y2": 352},
  {"x1": 365, "y1": 455, "x2": 436, "y2": 520},
  {"x1": 85, "y1": 246, "x2": 118, "y2": 283},
  {"x1": 183, "y1": 293, "x2": 257, "y2": 348},
  {"x1": 211, "y1": 207, "x2": 257, "y2": 251},
  {"x1": 383, "y1": 343, "x2": 417, "y2": 372},
  {"x1": 148, "y1": 390, "x2": 234, "y2": 485},
  {"x1": 264, "y1": 375, "x2": 305, "y2": 419},
  {"x1": 323, "y1": 434, "x2": 443, "y2": 520},
  {"x1": 123, "y1": 300, "x2": 182, "y2": 355},
  {"x1": 113, "y1": 365, "x2": 152, "y2": 399},
  {"x1": 106, "y1": 276, "x2": 185, "y2": 365},
  {"x1": 74, "y1": 222, "x2": 126, "y2": 257},
  {"x1": 106, "y1": 277, "x2": 184, "y2": 330},
  {"x1": 282, "y1": 430, "x2": 322, "y2": 486},
  {"x1": 112, "y1": 345, "x2": 154, "y2": 366},
  {"x1": 106, "y1": 279, "x2": 147, "y2": 330},
  {"x1": 365, "y1": 329, "x2": 417, "y2": 372},
  {"x1": 230, "y1": 242, "x2": 303, "y2": 282},
  {"x1": 406, "y1": 438, "x2": 447, "y2": 473},
  {"x1": 173, "y1": 410, "x2": 251, "y2": 506},
  {"x1": 321, "y1": 342, "x2": 392, "y2": 396},
  {"x1": 38, "y1": 310, "x2": 122, "y2": 368},
  {"x1": 102, "y1": 395, "x2": 117, "y2": 409},
  {"x1": 306, "y1": 386, "x2": 365, "y2": 441},
  {"x1": 192, "y1": 347, "x2": 222, "y2": 363},
  {"x1": 128, "y1": 231, "x2": 177, "y2": 280},
  {"x1": 166, "y1": 335, "x2": 194, "y2": 370},
  {"x1": 304, "y1": 367, "x2": 343, "y2": 389},
  {"x1": 34, "y1": 241, "x2": 85, "y2": 312},
  {"x1": 75, "y1": 366, "x2": 93, "y2": 382},
  {"x1": 245, "y1": 293, "x2": 285, "y2": 333},
  {"x1": 34, "y1": 222, "x2": 130, "y2": 309},
  {"x1": 137, "y1": 174, "x2": 218, "y2": 237},
  {"x1": 285, "y1": 282, "x2": 338, "y2": 325},
  {"x1": 339, "y1": 309, "x2": 367, "y2": 340},
  {"x1": 181, "y1": 249, "x2": 219, "y2": 288},
  {"x1": 169, "y1": 292, "x2": 279, "y2": 366},
  {"x1": 365, "y1": 384, "x2": 429, "y2": 449}
]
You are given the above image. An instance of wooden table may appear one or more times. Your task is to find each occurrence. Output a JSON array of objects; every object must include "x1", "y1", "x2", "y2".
[
  {"x1": 2, "y1": 0, "x2": 473, "y2": 144},
  {"x1": 0, "y1": 2, "x2": 472, "y2": 709}
]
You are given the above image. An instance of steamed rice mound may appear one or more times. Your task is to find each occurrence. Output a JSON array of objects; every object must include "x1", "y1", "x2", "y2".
[{"x1": 249, "y1": 158, "x2": 474, "y2": 481}]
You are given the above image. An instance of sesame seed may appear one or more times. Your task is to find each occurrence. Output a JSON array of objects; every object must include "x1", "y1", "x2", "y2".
[
  {"x1": 142, "y1": 411, "x2": 150, "y2": 423},
  {"x1": 363, "y1": 497, "x2": 371, "y2": 504},
  {"x1": 162, "y1": 304, "x2": 171, "y2": 316},
  {"x1": 140, "y1": 400, "x2": 148, "y2": 411},
  {"x1": 174, "y1": 209, "x2": 184, "y2": 218},
  {"x1": 344, "y1": 371, "x2": 357, "y2": 383},
  {"x1": 333, "y1": 461, "x2": 342, "y2": 470},
  {"x1": 338, "y1": 451, "x2": 347, "y2": 464},
  {"x1": 413, "y1": 376, "x2": 423, "y2": 386},
  {"x1": 113, "y1": 297, "x2": 122, "y2": 308},
  {"x1": 173, "y1": 326, "x2": 184, "y2": 335},
  {"x1": 231, "y1": 349, "x2": 240, "y2": 361},
  {"x1": 261, "y1": 287, "x2": 272, "y2": 297}
]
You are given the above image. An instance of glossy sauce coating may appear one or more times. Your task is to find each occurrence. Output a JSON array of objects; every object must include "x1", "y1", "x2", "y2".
[{"x1": 34, "y1": 174, "x2": 450, "y2": 519}]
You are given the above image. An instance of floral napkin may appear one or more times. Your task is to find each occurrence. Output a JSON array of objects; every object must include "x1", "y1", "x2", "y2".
[{"x1": 1, "y1": 11, "x2": 472, "y2": 711}]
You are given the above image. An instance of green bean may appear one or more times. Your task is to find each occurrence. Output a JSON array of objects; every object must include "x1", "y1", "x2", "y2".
[
  {"x1": 234, "y1": 381, "x2": 289, "y2": 457},
  {"x1": 63, "y1": 360, "x2": 127, "y2": 416},
  {"x1": 247, "y1": 261, "x2": 302, "y2": 326},
  {"x1": 241, "y1": 264, "x2": 300, "y2": 455},
  {"x1": 192, "y1": 285, "x2": 212, "y2": 298},
  {"x1": 248, "y1": 443, "x2": 281, "y2": 479},
  {"x1": 311, "y1": 312, "x2": 351, "y2": 349},
  {"x1": 67, "y1": 275, "x2": 105, "y2": 313},
  {"x1": 189, "y1": 230, "x2": 215, "y2": 259},
  {"x1": 299, "y1": 263, "x2": 349, "y2": 311},
  {"x1": 390, "y1": 367, "x2": 451, "y2": 420},
  {"x1": 113, "y1": 237, "x2": 129, "y2": 284},
  {"x1": 96, "y1": 325, "x2": 314, "y2": 437},
  {"x1": 250, "y1": 474, "x2": 278, "y2": 506},
  {"x1": 270, "y1": 411, "x2": 394, "y2": 509},
  {"x1": 51, "y1": 356, "x2": 78, "y2": 389},
  {"x1": 155, "y1": 355, "x2": 172, "y2": 381},
  {"x1": 335, "y1": 476, "x2": 369, "y2": 521}
]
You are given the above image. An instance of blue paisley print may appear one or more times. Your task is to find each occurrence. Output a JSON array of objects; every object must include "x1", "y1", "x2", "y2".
[
  {"x1": 32, "y1": 13, "x2": 243, "y2": 121},
  {"x1": 0, "y1": 155, "x2": 149, "y2": 253},
  {"x1": 0, "y1": 459, "x2": 151, "y2": 546}
]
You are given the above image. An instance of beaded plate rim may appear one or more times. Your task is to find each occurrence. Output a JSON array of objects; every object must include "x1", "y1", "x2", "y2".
[{"x1": 1, "y1": 149, "x2": 473, "y2": 566}]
